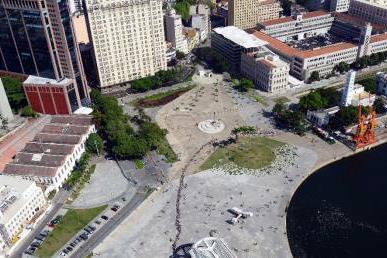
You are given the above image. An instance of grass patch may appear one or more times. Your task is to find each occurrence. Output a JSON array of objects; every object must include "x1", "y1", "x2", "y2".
[
  {"x1": 133, "y1": 85, "x2": 195, "y2": 108},
  {"x1": 274, "y1": 97, "x2": 290, "y2": 104},
  {"x1": 254, "y1": 96, "x2": 269, "y2": 107},
  {"x1": 200, "y1": 137, "x2": 284, "y2": 170},
  {"x1": 35, "y1": 205, "x2": 107, "y2": 257},
  {"x1": 135, "y1": 159, "x2": 144, "y2": 169},
  {"x1": 155, "y1": 137, "x2": 178, "y2": 163}
]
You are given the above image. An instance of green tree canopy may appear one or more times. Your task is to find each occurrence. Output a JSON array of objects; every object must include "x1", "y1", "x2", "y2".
[
  {"x1": 86, "y1": 133, "x2": 104, "y2": 155},
  {"x1": 373, "y1": 98, "x2": 386, "y2": 114},
  {"x1": 1, "y1": 76, "x2": 27, "y2": 111},
  {"x1": 233, "y1": 79, "x2": 254, "y2": 92}
]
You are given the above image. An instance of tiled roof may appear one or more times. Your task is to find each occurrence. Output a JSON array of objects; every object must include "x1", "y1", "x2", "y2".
[
  {"x1": 333, "y1": 13, "x2": 386, "y2": 32},
  {"x1": 251, "y1": 31, "x2": 299, "y2": 57},
  {"x1": 41, "y1": 124, "x2": 90, "y2": 135},
  {"x1": 2, "y1": 164, "x2": 57, "y2": 177},
  {"x1": 258, "y1": 59, "x2": 277, "y2": 69},
  {"x1": 302, "y1": 10, "x2": 329, "y2": 19},
  {"x1": 12, "y1": 152, "x2": 66, "y2": 167},
  {"x1": 370, "y1": 33, "x2": 387, "y2": 43},
  {"x1": 23, "y1": 142, "x2": 75, "y2": 156},
  {"x1": 33, "y1": 133, "x2": 82, "y2": 145},
  {"x1": 251, "y1": 30, "x2": 357, "y2": 59},
  {"x1": 50, "y1": 115, "x2": 93, "y2": 126},
  {"x1": 296, "y1": 42, "x2": 357, "y2": 58}
]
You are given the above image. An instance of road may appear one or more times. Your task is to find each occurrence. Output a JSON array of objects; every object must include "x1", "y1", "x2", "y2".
[
  {"x1": 70, "y1": 188, "x2": 149, "y2": 258},
  {"x1": 11, "y1": 190, "x2": 70, "y2": 258}
]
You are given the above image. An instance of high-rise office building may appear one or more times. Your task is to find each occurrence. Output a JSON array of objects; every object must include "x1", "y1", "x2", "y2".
[
  {"x1": 0, "y1": 0, "x2": 89, "y2": 102},
  {"x1": 165, "y1": 9, "x2": 189, "y2": 54},
  {"x1": 84, "y1": 0, "x2": 167, "y2": 91},
  {"x1": 228, "y1": 0, "x2": 282, "y2": 29}
]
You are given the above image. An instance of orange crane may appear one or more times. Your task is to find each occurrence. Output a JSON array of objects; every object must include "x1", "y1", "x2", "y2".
[{"x1": 352, "y1": 95, "x2": 377, "y2": 149}]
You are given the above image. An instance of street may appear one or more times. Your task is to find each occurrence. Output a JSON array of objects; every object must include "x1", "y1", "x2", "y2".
[{"x1": 69, "y1": 188, "x2": 149, "y2": 258}]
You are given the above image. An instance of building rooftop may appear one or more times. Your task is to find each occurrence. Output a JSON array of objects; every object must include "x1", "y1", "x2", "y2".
[
  {"x1": 213, "y1": 26, "x2": 268, "y2": 48},
  {"x1": 0, "y1": 175, "x2": 35, "y2": 223},
  {"x1": 13, "y1": 152, "x2": 66, "y2": 167},
  {"x1": 23, "y1": 142, "x2": 75, "y2": 156},
  {"x1": 24, "y1": 75, "x2": 72, "y2": 86},
  {"x1": 50, "y1": 115, "x2": 93, "y2": 126},
  {"x1": 250, "y1": 30, "x2": 358, "y2": 59},
  {"x1": 333, "y1": 13, "x2": 386, "y2": 32},
  {"x1": 259, "y1": 10, "x2": 330, "y2": 26},
  {"x1": 370, "y1": 33, "x2": 387, "y2": 43},
  {"x1": 41, "y1": 124, "x2": 90, "y2": 135},
  {"x1": 33, "y1": 133, "x2": 82, "y2": 145},
  {"x1": 2, "y1": 163, "x2": 58, "y2": 178}
]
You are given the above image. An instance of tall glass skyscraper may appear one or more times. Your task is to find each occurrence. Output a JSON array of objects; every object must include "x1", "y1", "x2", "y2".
[{"x1": 0, "y1": 0, "x2": 89, "y2": 101}]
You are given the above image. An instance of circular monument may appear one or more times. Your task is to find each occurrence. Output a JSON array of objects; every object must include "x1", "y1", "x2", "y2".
[{"x1": 198, "y1": 119, "x2": 225, "y2": 134}]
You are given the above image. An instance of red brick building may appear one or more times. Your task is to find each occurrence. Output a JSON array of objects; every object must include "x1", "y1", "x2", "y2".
[{"x1": 23, "y1": 76, "x2": 81, "y2": 115}]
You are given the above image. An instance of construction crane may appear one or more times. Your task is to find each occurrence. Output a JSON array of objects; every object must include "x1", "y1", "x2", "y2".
[{"x1": 352, "y1": 95, "x2": 377, "y2": 149}]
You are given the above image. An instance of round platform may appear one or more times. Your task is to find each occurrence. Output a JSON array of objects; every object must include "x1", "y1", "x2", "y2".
[{"x1": 198, "y1": 119, "x2": 225, "y2": 134}]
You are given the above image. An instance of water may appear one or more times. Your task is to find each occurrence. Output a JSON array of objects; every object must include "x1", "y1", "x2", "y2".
[{"x1": 286, "y1": 144, "x2": 387, "y2": 258}]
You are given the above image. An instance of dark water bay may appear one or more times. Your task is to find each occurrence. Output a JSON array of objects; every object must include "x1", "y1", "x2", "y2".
[{"x1": 286, "y1": 143, "x2": 387, "y2": 258}]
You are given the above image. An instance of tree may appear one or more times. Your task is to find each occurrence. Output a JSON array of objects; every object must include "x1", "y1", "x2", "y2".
[
  {"x1": 1, "y1": 76, "x2": 27, "y2": 111},
  {"x1": 328, "y1": 106, "x2": 368, "y2": 129},
  {"x1": 21, "y1": 105, "x2": 38, "y2": 118},
  {"x1": 309, "y1": 71, "x2": 320, "y2": 83},
  {"x1": 86, "y1": 133, "x2": 104, "y2": 155},
  {"x1": 176, "y1": 50, "x2": 186, "y2": 60},
  {"x1": 139, "y1": 121, "x2": 167, "y2": 149},
  {"x1": 174, "y1": 0, "x2": 191, "y2": 21},
  {"x1": 231, "y1": 126, "x2": 256, "y2": 141},
  {"x1": 358, "y1": 78, "x2": 376, "y2": 94},
  {"x1": 373, "y1": 98, "x2": 386, "y2": 114},
  {"x1": 333, "y1": 62, "x2": 350, "y2": 74},
  {"x1": 233, "y1": 79, "x2": 254, "y2": 92},
  {"x1": 299, "y1": 90, "x2": 327, "y2": 111}
]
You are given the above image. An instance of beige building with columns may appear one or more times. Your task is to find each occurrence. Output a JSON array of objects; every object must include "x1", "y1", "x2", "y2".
[
  {"x1": 228, "y1": 0, "x2": 282, "y2": 29},
  {"x1": 84, "y1": 0, "x2": 167, "y2": 91}
]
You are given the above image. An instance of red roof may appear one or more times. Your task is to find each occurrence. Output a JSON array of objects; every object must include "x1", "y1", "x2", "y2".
[{"x1": 370, "y1": 33, "x2": 387, "y2": 43}]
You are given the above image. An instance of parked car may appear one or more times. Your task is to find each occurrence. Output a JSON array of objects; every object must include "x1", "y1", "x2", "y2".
[
  {"x1": 87, "y1": 225, "x2": 96, "y2": 231},
  {"x1": 84, "y1": 227, "x2": 93, "y2": 234},
  {"x1": 95, "y1": 220, "x2": 101, "y2": 225},
  {"x1": 49, "y1": 215, "x2": 63, "y2": 227},
  {"x1": 79, "y1": 233, "x2": 88, "y2": 240},
  {"x1": 101, "y1": 215, "x2": 109, "y2": 220},
  {"x1": 31, "y1": 241, "x2": 41, "y2": 248},
  {"x1": 66, "y1": 246, "x2": 73, "y2": 252}
]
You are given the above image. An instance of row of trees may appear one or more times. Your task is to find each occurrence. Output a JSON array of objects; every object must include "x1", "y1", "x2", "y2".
[
  {"x1": 195, "y1": 47, "x2": 230, "y2": 73},
  {"x1": 299, "y1": 88, "x2": 340, "y2": 111},
  {"x1": 131, "y1": 68, "x2": 184, "y2": 93},
  {"x1": 333, "y1": 52, "x2": 387, "y2": 75},
  {"x1": 91, "y1": 90, "x2": 175, "y2": 160}
]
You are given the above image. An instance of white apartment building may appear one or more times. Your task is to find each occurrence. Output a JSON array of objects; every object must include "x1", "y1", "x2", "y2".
[
  {"x1": 241, "y1": 50, "x2": 289, "y2": 93},
  {"x1": 329, "y1": 0, "x2": 350, "y2": 12},
  {"x1": 257, "y1": 11, "x2": 334, "y2": 42},
  {"x1": 0, "y1": 176, "x2": 46, "y2": 253},
  {"x1": 191, "y1": 14, "x2": 209, "y2": 42},
  {"x1": 84, "y1": 0, "x2": 167, "y2": 91},
  {"x1": 349, "y1": 0, "x2": 387, "y2": 25},
  {"x1": 228, "y1": 0, "x2": 282, "y2": 29},
  {"x1": 165, "y1": 9, "x2": 189, "y2": 54},
  {"x1": 376, "y1": 72, "x2": 387, "y2": 96},
  {"x1": 2, "y1": 115, "x2": 95, "y2": 194}
]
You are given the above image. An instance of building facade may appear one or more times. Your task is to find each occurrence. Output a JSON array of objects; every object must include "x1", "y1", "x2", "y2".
[
  {"x1": 191, "y1": 14, "x2": 209, "y2": 42},
  {"x1": 0, "y1": 176, "x2": 46, "y2": 253},
  {"x1": 228, "y1": 0, "x2": 282, "y2": 29},
  {"x1": 348, "y1": 0, "x2": 387, "y2": 25},
  {"x1": 257, "y1": 11, "x2": 334, "y2": 42},
  {"x1": 376, "y1": 72, "x2": 387, "y2": 96},
  {"x1": 2, "y1": 115, "x2": 95, "y2": 194},
  {"x1": 23, "y1": 76, "x2": 81, "y2": 115},
  {"x1": 241, "y1": 50, "x2": 289, "y2": 93},
  {"x1": 0, "y1": 0, "x2": 89, "y2": 102},
  {"x1": 212, "y1": 26, "x2": 268, "y2": 72},
  {"x1": 84, "y1": 0, "x2": 167, "y2": 91},
  {"x1": 165, "y1": 9, "x2": 189, "y2": 54},
  {"x1": 328, "y1": 0, "x2": 350, "y2": 12}
]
